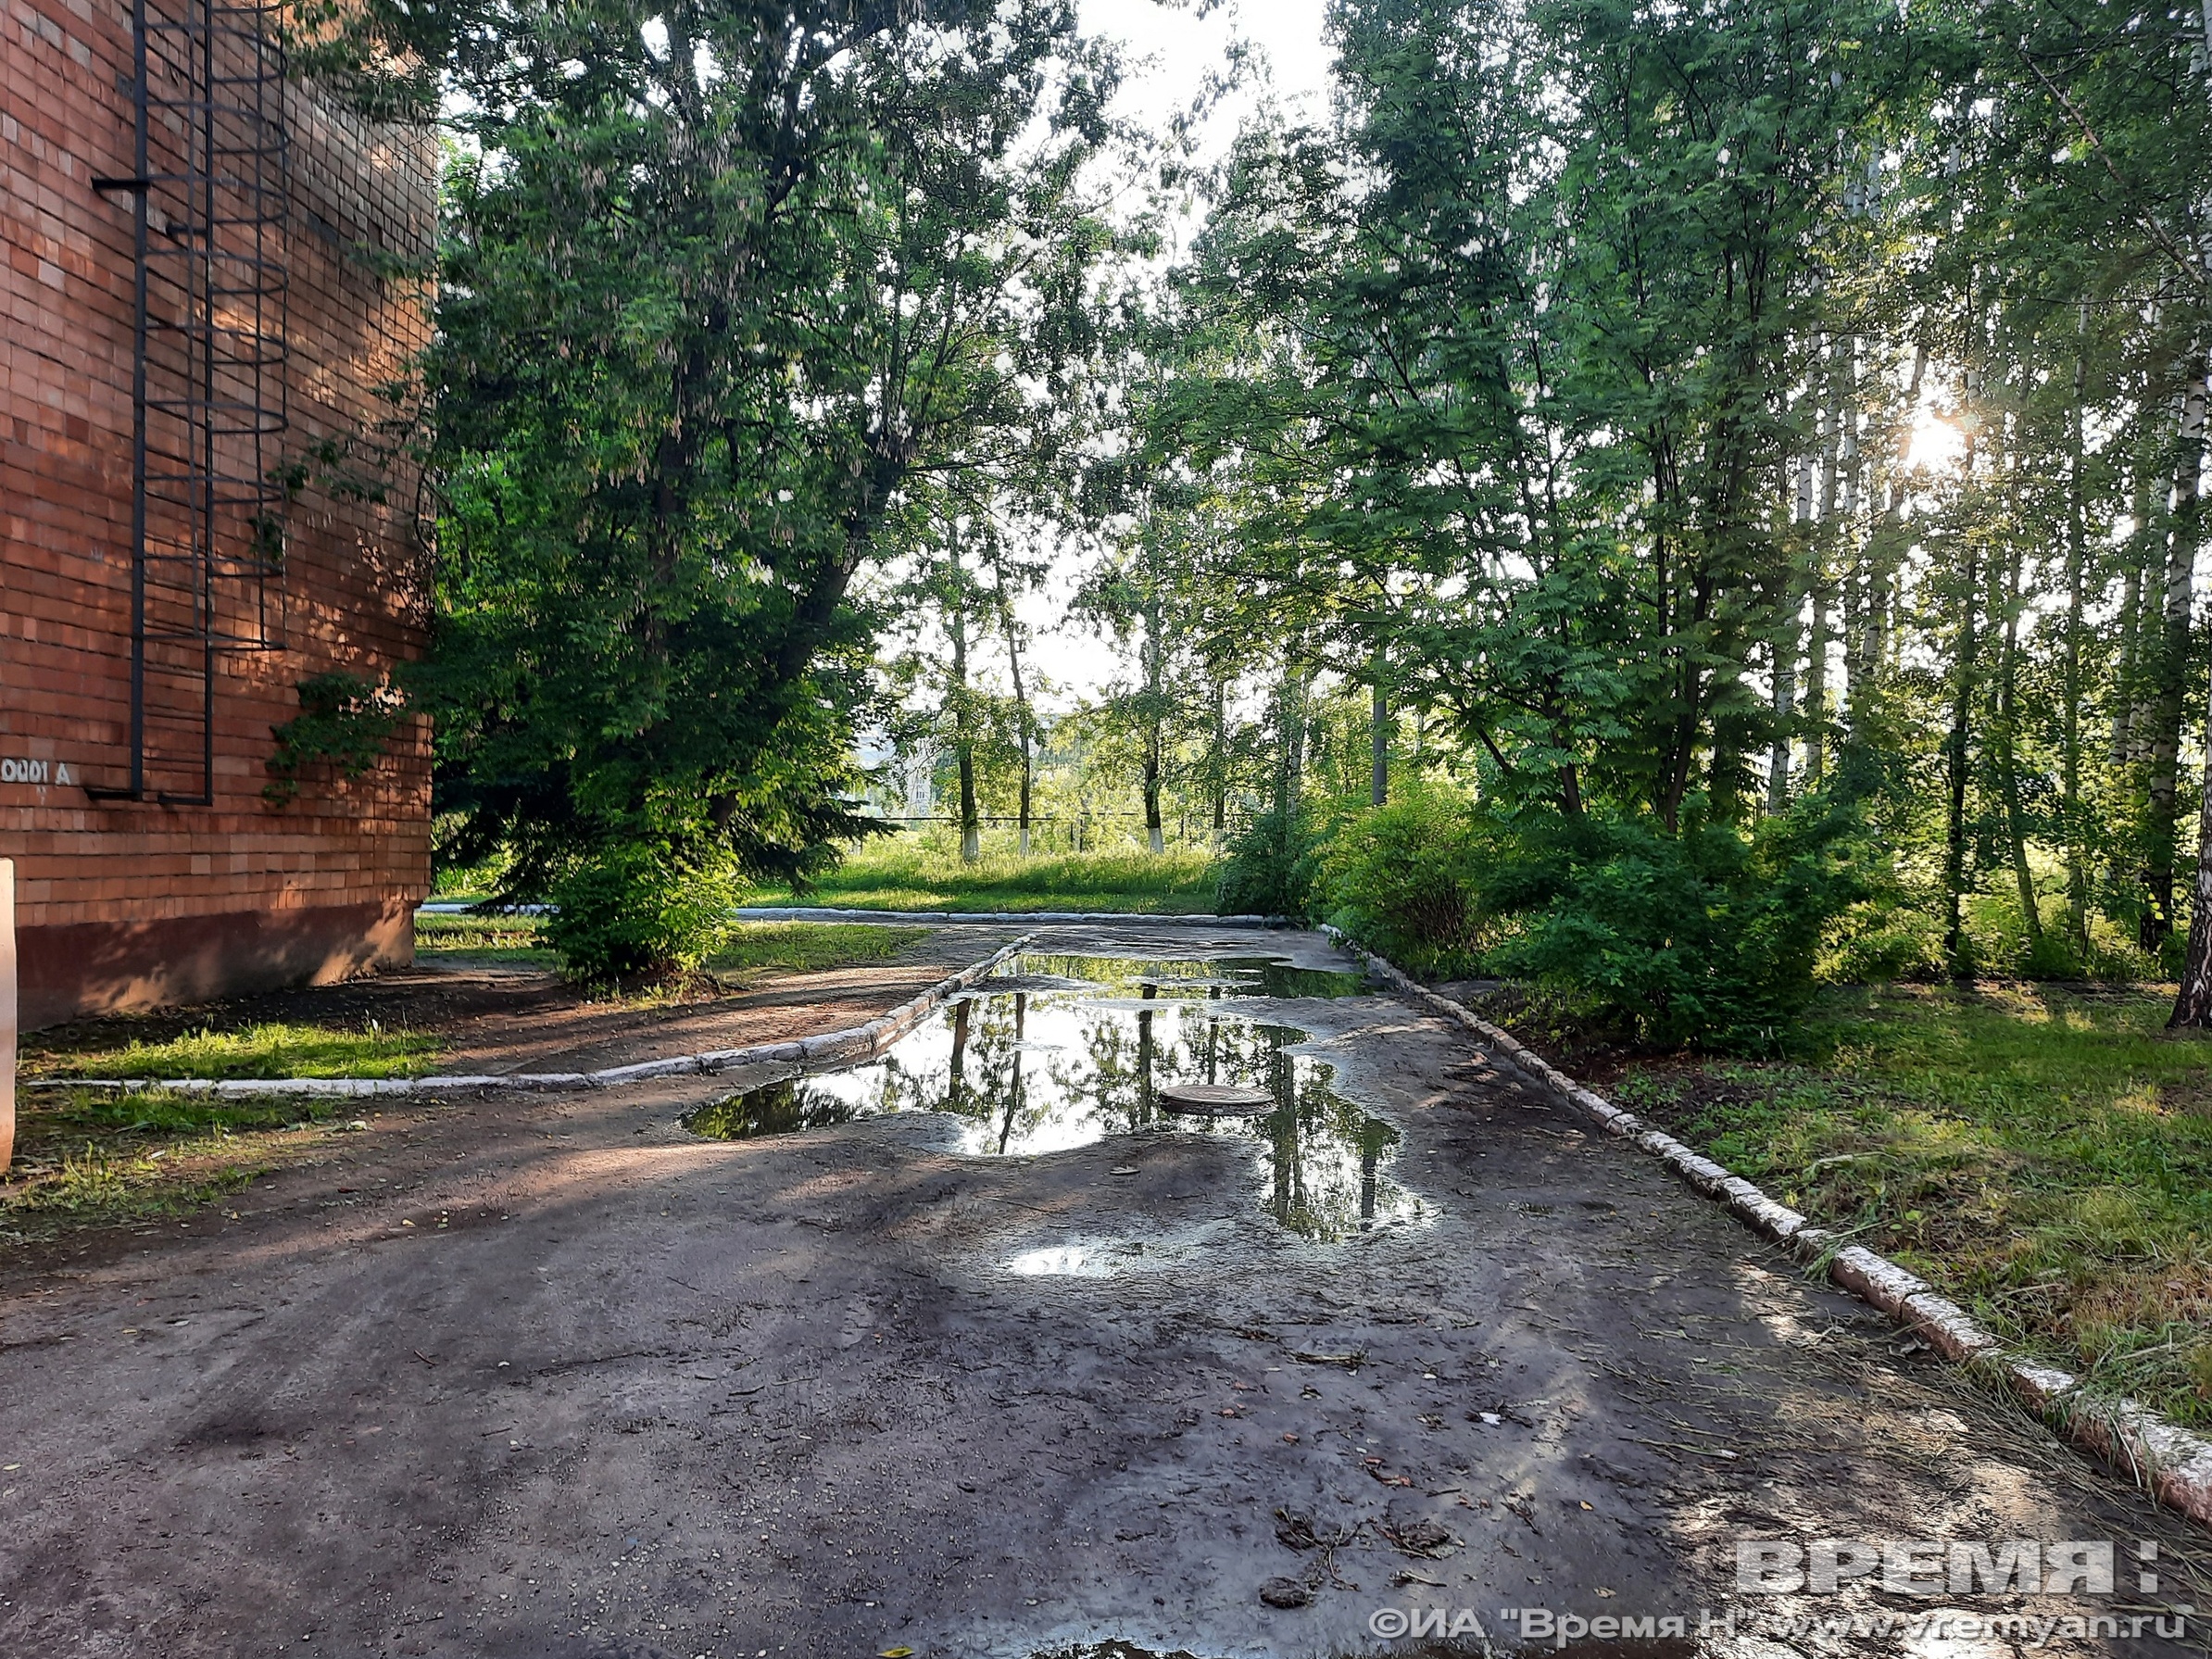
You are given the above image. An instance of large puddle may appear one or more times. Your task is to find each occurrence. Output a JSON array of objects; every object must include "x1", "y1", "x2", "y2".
[{"x1": 686, "y1": 953, "x2": 1416, "y2": 1241}]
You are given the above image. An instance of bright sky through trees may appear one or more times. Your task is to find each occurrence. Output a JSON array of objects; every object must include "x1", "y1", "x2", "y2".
[{"x1": 1026, "y1": 1, "x2": 1336, "y2": 705}]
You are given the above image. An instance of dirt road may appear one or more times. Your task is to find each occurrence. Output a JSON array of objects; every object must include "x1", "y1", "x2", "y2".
[{"x1": 1, "y1": 924, "x2": 2204, "y2": 1658}]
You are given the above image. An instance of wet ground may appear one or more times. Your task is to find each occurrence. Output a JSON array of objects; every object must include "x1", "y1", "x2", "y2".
[{"x1": 1, "y1": 923, "x2": 2207, "y2": 1659}]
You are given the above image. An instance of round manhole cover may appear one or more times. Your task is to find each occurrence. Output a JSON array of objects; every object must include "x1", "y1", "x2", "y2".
[{"x1": 1156, "y1": 1083, "x2": 1276, "y2": 1115}]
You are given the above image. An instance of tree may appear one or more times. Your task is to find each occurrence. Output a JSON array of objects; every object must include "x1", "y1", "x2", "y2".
[{"x1": 385, "y1": 0, "x2": 1125, "y2": 965}]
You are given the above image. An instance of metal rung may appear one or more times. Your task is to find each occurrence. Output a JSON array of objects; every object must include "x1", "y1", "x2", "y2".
[{"x1": 116, "y1": 0, "x2": 288, "y2": 804}]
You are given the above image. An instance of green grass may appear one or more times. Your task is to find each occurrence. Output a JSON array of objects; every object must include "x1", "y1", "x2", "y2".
[
  {"x1": 415, "y1": 911, "x2": 559, "y2": 965},
  {"x1": 704, "y1": 921, "x2": 928, "y2": 978},
  {"x1": 414, "y1": 911, "x2": 925, "y2": 983},
  {"x1": 750, "y1": 842, "x2": 1221, "y2": 913},
  {"x1": 25, "y1": 1020, "x2": 442, "y2": 1081},
  {"x1": 1610, "y1": 982, "x2": 2212, "y2": 1426},
  {"x1": 1, "y1": 1087, "x2": 359, "y2": 1243}
]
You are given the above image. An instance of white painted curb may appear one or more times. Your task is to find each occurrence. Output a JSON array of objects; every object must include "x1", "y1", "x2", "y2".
[
  {"x1": 1324, "y1": 925, "x2": 2212, "y2": 1531},
  {"x1": 28, "y1": 937, "x2": 1034, "y2": 1100}
]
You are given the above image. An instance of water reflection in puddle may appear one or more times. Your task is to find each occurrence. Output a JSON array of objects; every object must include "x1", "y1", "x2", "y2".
[
  {"x1": 1015, "y1": 952, "x2": 1372, "y2": 1001},
  {"x1": 685, "y1": 955, "x2": 1414, "y2": 1241}
]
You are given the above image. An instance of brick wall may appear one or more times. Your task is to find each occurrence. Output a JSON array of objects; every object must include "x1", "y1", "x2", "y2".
[{"x1": 1, "y1": 0, "x2": 437, "y2": 1027}]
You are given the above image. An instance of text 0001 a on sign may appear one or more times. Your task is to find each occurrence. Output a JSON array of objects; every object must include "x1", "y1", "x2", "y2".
[{"x1": 0, "y1": 760, "x2": 73, "y2": 786}]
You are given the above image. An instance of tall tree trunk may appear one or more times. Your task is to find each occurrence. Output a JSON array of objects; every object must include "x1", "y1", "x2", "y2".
[
  {"x1": 1209, "y1": 677, "x2": 1227, "y2": 848},
  {"x1": 1836, "y1": 336, "x2": 1865, "y2": 726},
  {"x1": 2062, "y1": 309, "x2": 2091, "y2": 953},
  {"x1": 1767, "y1": 619, "x2": 1795, "y2": 813},
  {"x1": 2152, "y1": 0, "x2": 2212, "y2": 1020},
  {"x1": 948, "y1": 534, "x2": 980, "y2": 864},
  {"x1": 1997, "y1": 540, "x2": 2042, "y2": 954},
  {"x1": 1804, "y1": 583, "x2": 1828, "y2": 793},
  {"x1": 2110, "y1": 537, "x2": 2144, "y2": 765},
  {"x1": 1804, "y1": 341, "x2": 1842, "y2": 791},
  {"x1": 1943, "y1": 543, "x2": 1981, "y2": 974},
  {"x1": 1942, "y1": 376, "x2": 1982, "y2": 976},
  {"x1": 1858, "y1": 341, "x2": 1927, "y2": 724},
  {"x1": 1142, "y1": 598, "x2": 1165, "y2": 854},
  {"x1": 956, "y1": 730, "x2": 979, "y2": 861},
  {"x1": 2163, "y1": 353, "x2": 2210, "y2": 1016},
  {"x1": 1769, "y1": 457, "x2": 1803, "y2": 813},
  {"x1": 1370, "y1": 646, "x2": 1389, "y2": 809},
  {"x1": 1143, "y1": 734, "x2": 1164, "y2": 855},
  {"x1": 2141, "y1": 367, "x2": 2205, "y2": 950},
  {"x1": 1005, "y1": 615, "x2": 1033, "y2": 857},
  {"x1": 1275, "y1": 650, "x2": 1307, "y2": 822}
]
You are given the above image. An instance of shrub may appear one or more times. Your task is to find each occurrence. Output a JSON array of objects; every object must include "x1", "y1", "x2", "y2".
[
  {"x1": 1477, "y1": 801, "x2": 1866, "y2": 1049},
  {"x1": 1822, "y1": 895, "x2": 1947, "y2": 984},
  {"x1": 544, "y1": 842, "x2": 746, "y2": 983},
  {"x1": 1215, "y1": 806, "x2": 1320, "y2": 919},
  {"x1": 1316, "y1": 786, "x2": 1486, "y2": 978}
]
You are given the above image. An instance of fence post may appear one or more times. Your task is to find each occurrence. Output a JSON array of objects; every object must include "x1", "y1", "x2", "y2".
[{"x1": 1, "y1": 858, "x2": 14, "y2": 1175}]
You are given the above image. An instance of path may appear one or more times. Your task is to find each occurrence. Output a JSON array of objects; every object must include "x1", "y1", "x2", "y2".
[{"x1": 0, "y1": 924, "x2": 2203, "y2": 1659}]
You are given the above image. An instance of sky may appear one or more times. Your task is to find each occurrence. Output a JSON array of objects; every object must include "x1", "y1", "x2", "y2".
[
  {"x1": 1004, "y1": 0, "x2": 1337, "y2": 710},
  {"x1": 1077, "y1": 0, "x2": 1337, "y2": 152}
]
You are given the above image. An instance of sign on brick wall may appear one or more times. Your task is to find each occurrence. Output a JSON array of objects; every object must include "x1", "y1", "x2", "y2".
[{"x1": 0, "y1": 759, "x2": 74, "y2": 786}]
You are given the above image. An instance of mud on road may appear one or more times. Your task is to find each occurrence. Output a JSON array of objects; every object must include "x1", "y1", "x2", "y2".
[{"x1": 1, "y1": 924, "x2": 2206, "y2": 1659}]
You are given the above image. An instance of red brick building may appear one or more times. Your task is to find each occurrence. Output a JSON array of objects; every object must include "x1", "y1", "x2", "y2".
[{"x1": 2, "y1": 0, "x2": 436, "y2": 1027}]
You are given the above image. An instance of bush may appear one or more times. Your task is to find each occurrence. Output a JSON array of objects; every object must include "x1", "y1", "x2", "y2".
[
  {"x1": 1822, "y1": 894, "x2": 1947, "y2": 984},
  {"x1": 1817, "y1": 886, "x2": 2166, "y2": 986},
  {"x1": 1478, "y1": 802, "x2": 1866, "y2": 1049},
  {"x1": 1215, "y1": 807, "x2": 1320, "y2": 918},
  {"x1": 544, "y1": 842, "x2": 746, "y2": 983},
  {"x1": 1317, "y1": 786, "x2": 1486, "y2": 978}
]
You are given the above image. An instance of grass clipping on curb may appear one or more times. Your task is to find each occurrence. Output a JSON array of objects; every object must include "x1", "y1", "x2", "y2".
[{"x1": 1610, "y1": 983, "x2": 2212, "y2": 1427}]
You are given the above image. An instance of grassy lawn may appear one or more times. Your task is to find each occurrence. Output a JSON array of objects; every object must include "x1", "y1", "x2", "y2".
[
  {"x1": 414, "y1": 911, "x2": 927, "y2": 983},
  {"x1": 1, "y1": 1087, "x2": 365, "y2": 1245},
  {"x1": 1608, "y1": 983, "x2": 2212, "y2": 1427},
  {"x1": 24, "y1": 1020, "x2": 442, "y2": 1081},
  {"x1": 749, "y1": 842, "x2": 1220, "y2": 913},
  {"x1": 415, "y1": 911, "x2": 559, "y2": 966},
  {"x1": 703, "y1": 921, "x2": 928, "y2": 980}
]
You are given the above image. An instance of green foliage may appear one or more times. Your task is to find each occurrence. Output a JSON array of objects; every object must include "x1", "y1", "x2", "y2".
[
  {"x1": 1821, "y1": 896, "x2": 1949, "y2": 986},
  {"x1": 1479, "y1": 804, "x2": 1867, "y2": 1048},
  {"x1": 264, "y1": 672, "x2": 406, "y2": 805},
  {"x1": 1214, "y1": 808, "x2": 1320, "y2": 919},
  {"x1": 1316, "y1": 787, "x2": 1486, "y2": 978},
  {"x1": 1819, "y1": 887, "x2": 2166, "y2": 987},
  {"x1": 386, "y1": 0, "x2": 1130, "y2": 913},
  {"x1": 543, "y1": 844, "x2": 747, "y2": 983},
  {"x1": 1308, "y1": 790, "x2": 1863, "y2": 1043}
]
